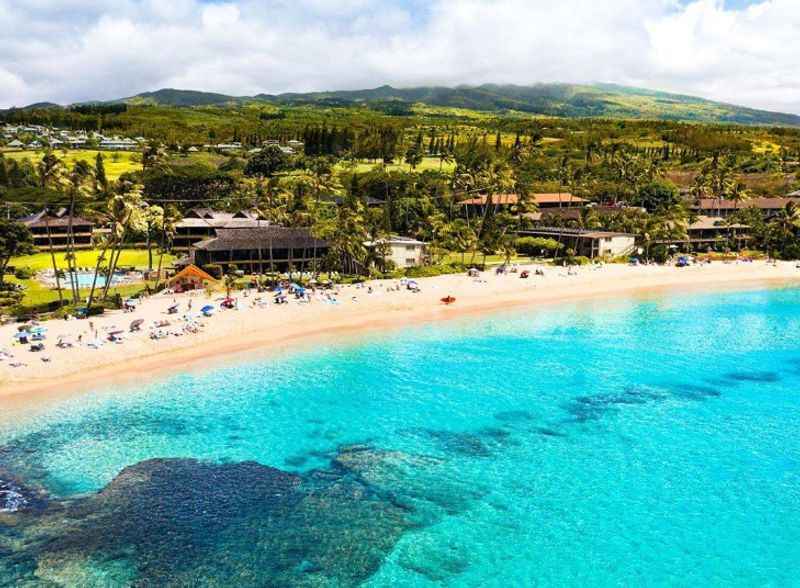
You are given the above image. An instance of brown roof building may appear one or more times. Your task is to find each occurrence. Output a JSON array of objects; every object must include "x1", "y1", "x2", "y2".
[
  {"x1": 692, "y1": 197, "x2": 800, "y2": 218},
  {"x1": 19, "y1": 210, "x2": 95, "y2": 251},
  {"x1": 190, "y1": 226, "x2": 329, "y2": 273},
  {"x1": 460, "y1": 193, "x2": 587, "y2": 211},
  {"x1": 173, "y1": 209, "x2": 265, "y2": 251}
]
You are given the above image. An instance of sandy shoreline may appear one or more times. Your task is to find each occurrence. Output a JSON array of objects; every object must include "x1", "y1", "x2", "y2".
[{"x1": 1, "y1": 260, "x2": 798, "y2": 410}]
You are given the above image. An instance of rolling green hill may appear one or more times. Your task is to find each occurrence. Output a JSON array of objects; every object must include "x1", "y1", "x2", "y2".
[{"x1": 104, "y1": 83, "x2": 800, "y2": 126}]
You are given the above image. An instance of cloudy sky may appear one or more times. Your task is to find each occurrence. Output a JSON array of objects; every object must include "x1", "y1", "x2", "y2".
[{"x1": 0, "y1": 0, "x2": 798, "y2": 113}]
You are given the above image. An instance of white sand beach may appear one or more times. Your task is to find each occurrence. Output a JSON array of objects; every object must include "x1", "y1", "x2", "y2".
[{"x1": 0, "y1": 260, "x2": 798, "y2": 407}]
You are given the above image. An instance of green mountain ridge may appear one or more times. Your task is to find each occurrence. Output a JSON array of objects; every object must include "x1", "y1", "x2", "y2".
[{"x1": 16, "y1": 83, "x2": 800, "y2": 126}]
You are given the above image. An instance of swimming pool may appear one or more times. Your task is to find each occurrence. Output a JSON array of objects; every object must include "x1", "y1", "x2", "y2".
[{"x1": 39, "y1": 270, "x2": 139, "y2": 289}]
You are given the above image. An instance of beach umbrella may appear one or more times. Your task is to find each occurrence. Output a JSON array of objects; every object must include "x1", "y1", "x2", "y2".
[{"x1": 129, "y1": 319, "x2": 144, "y2": 331}]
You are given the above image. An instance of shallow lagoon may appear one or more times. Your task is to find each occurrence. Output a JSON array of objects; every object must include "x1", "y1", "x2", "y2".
[{"x1": 1, "y1": 287, "x2": 799, "y2": 586}]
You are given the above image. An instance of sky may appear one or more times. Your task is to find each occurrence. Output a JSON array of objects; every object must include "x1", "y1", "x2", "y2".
[{"x1": 0, "y1": 0, "x2": 798, "y2": 113}]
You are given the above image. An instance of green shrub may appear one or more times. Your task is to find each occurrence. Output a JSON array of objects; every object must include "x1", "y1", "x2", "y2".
[
  {"x1": 203, "y1": 264, "x2": 223, "y2": 279},
  {"x1": 514, "y1": 237, "x2": 562, "y2": 257},
  {"x1": 556, "y1": 256, "x2": 591, "y2": 266},
  {"x1": 14, "y1": 266, "x2": 34, "y2": 279},
  {"x1": 780, "y1": 243, "x2": 800, "y2": 260},
  {"x1": 405, "y1": 263, "x2": 472, "y2": 278}
]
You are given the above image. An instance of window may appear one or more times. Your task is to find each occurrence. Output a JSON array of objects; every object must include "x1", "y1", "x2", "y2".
[
  {"x1": 405, "y1": 258, "x2": 417, "y2": 266},
  {"x1": 405, "y1": 245, "x2": 417, "y2": 251}
]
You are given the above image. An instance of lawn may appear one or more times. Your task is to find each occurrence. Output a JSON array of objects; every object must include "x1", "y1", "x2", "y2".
[
  {"x1": 7, "y1": 248, "x2": 176, "y2": 310},
  {"x1": 10, "y1": 249, "x2": 173, "y2": 272},
  {"x1": 7, "y1": 276, "x2": 157, "y2": 308},
  {"x1": 2, "y1": 150, "x2": 142, "y2": 180}
]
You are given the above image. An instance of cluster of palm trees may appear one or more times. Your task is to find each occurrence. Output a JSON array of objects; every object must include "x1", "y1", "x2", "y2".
[
  {"x1": 31, "y1": 152, "x2": 179, "y2": 311},
  {"x1": 691, "y1": 153, "x2": 750, "y2": 214}
]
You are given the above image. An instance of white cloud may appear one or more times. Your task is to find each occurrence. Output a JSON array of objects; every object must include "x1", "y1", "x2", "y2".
[{"x1": 0, "y1": 0, "x2": 797, "y2": 114}]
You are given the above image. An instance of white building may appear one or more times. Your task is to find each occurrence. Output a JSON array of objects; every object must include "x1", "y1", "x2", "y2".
[
  {"x1": 100, "y1": 137, "x2": 138, "y2": 150},
  {"x1": 367, "y1": 236, "x2": 429, "y2": 269}
]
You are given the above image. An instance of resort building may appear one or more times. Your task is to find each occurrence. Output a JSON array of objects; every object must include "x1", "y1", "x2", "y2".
[
  {"x1": 518, "y1": 227, "x2": 636, "y2": 259},
  {"x1": 99, "y1": 137, "x2": 139, "y2": 150},
  {"x1": 656, "y1": 216, "x2": 750, "y2": 252},
  {"x1": 527, "y1": 204, "x2": 645, "y2": 224},
  {"x1": 460, "y1": 193, "x2": 588, "y2": 214},
  {"x1": 19, "y1": 210, "x2": 95, "y2": 251},
  {"x1": 173, "y1": 209, "x2": 264, "y2": 251},
  {"x1": 190, "y1": 226, "x2": 329, "y2": 273},
  {"x1": 692, "y1": 197, "x2": 800, "y2": 219},
  {"x1": 365, "y1": 236, "x2": 429, "y2": 269}
]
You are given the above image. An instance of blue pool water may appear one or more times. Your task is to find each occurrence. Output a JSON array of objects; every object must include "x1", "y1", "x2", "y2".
[
  {"x1": 66, "y1": 270, "x2": 128, "y2": 288},
  {"x1": 1, "y1": 287, "x2": 800, "y2": 585}
]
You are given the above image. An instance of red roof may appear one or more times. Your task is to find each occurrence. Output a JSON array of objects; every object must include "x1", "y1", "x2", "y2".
[{"x1": 460, "y1": 193, "x2": 586, "y2": 206}]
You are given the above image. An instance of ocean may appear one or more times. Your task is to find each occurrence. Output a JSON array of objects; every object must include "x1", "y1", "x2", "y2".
[{"x1": 1, "y1": 286, "x2": 799, "y2": 586}]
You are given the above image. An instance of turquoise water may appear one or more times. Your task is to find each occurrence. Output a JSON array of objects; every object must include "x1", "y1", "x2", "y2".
[
  {"x1": 45, "y1": 271, "x2": 131, "y2": 289},
  {"x1": 1, "y1": 287, "x2": 800, "y2": 585}
]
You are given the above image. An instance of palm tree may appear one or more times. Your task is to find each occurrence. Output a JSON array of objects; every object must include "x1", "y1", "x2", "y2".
[
  {"x1": 769, "y1": 202, "x2": 800, "y2": 258},
  {"x1": 156, "y1": 206, "x2": 181, "y2": 288},
  {"x1": 37, "y1": 152, "x2": 66, "y2": 306},
  {"x1": 101, "y1": 184, "x2": 143, "y2": 300},
  {"x1": 64, "y1": 161, "x2": 94, "y2": 303}
]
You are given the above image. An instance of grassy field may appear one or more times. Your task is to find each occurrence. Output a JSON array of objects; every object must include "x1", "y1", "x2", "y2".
[
  {"x1": 2, "y1": 150, "x2": 142, "y2": 180},
  {"x1": 10, "y1": 249, "x2": 173, "y2": 272},
  {"x1": 7, "y1": 249, "x2": 176, "y2": 309}
]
